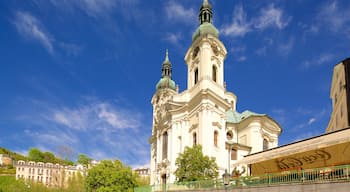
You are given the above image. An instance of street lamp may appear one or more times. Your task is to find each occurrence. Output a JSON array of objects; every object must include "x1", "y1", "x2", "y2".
[{"x1": 222, "y1": 169, "x2": 230, "y2": 191}]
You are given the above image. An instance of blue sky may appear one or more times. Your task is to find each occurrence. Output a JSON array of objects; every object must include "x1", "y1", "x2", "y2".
[{"x1": 0, "y1": 0, "x2": 349, "y2": 168}]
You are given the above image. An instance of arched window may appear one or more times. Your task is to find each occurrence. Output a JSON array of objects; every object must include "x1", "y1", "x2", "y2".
[
  {"x1": 214, "y1": 131, "x2": 218, "y2": 147},
  {"x1": 231, "y1": 149, "x2": 237, "y2": 160},
  {"x1": 263, "y1": 139, "x2": 269, "y2": 151},
  {"x1": 194, "y1": 68, "x2": 198, "y2": 85},
  {"x1": 193, "y1": 132, "x2": 197, "y2": 146},
  {"x1": 212, "y1": 65, "x2": 217, "y2": 82},
  {"x1": 162, "y1": 132, "x2": 168, "y2": 159}
]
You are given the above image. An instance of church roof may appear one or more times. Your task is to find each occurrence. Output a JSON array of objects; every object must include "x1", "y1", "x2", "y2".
[
  {"x1": 192, "y1": 22, "x2": 219, "y2": 42},
  {"x1": 226, "y1": 110, "x2": 265, "y2": 124}
]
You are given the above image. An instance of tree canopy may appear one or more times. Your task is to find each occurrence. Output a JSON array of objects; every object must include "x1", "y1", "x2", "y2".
[
  {"x1": 85, "y1": 160, "x2": 138, "y2": 192},
  {"x1": 28, "y1": 148, "x2": 45, "y2": 162},
  {"x1": 174, "y1": 145, "x2": 219, "y2": 182},
  {"x1": 27, "y1": 148, "x2": 73, "y2": 165},
  {"x1": 77, "y1": 154, "x2": 92, "y2": 166}
]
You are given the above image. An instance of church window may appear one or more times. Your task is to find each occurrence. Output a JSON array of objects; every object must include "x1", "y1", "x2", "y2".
[
  {"x1": 214, "y1": 131, "x2": 218, "y2": 147},
  {"x1": 162, "y1": 132, "x2": 168, "y2": 160},
  {"x1": 193, "y1": 47, "x2": 199, "y2": 59},
  {"x1": 226, "y1": 131, "x2": 233, "y2": 140},
  {"x1": 263, "y1": 139, "x2": 269, "y2": 151},
  {"x1": 212, "y1": 65, "x2": 217, "y2": 82},
  {"x1": 194, "y1": 68, "x2": 199, "y2": 85},
  {"x1": 231, "y1": 149, "x2": 237, "y2": 160},
  {"x1": 193, "y1": 132, "x2": 197, "y2": 146}
]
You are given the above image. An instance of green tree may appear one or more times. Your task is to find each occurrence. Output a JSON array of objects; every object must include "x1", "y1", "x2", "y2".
[
  {"x1": 85, "y1": 160, "x2": 138, "y2": 192},
  {"x1": 77, "y1": 154, "x2": 92, "y2": 165},
  {"x1": 66, "y1": 172, "x2": 85, "y2": 192},
  {"x1": 174, "y1": 145, "x2": 218, "y2": 182},
  {"x1": 43, "y1": 152, "x2": 56, "y2": 163},
  {"x1": 28, "y1": 148, "x2": 44, "y2": 162}
]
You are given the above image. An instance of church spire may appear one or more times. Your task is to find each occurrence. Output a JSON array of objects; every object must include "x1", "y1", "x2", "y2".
[
  {"x1": 156, "y1": 49, "x2": 176, "y2": 91},
  {"x1": 162, "y1": 49, "x2": 172, "y2": 78},
  {"x1": 199, "y1": 0, "x2": 213, "y2": 24}
]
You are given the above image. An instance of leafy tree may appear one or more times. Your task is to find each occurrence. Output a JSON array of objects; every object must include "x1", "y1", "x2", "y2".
[
  {"x1": 43, "y1": 152, "x2": 56, "y2": 163},
  {"x1": 57, "y1": 145, "x2": 74, "y2": 162},
  {"x1": 136, "y1": 175, "x2": 150, "y2": 186},
  {"x1": 77, "y1": 154, "x2": 92, "y2": 165},
  {"x1": 28, "y1": 148, "x2": 44, "y2": 162},
  {"x1": 85, "y1": 160, "x2": 138, "y2": 192},
  {"x1": 174, "y1": 145, "x2": 218, "y2": 182},
  {"x1": 66, "y1": 172, "x2": 85, "y2": 192}
]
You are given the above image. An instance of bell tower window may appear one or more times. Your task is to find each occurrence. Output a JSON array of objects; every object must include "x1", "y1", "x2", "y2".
[
  {"x1": 194, "y1": 68, "x2": 198, "y2": 85},
  {"x1": 162, "y1": 132, "x2": 168, "y2": 159},
  {"x1": 212, "y1": 65, "x2": 217, "y2": 82},
  {"x1": 193, "y1": 132, "x2": 197, "y2": 146}
]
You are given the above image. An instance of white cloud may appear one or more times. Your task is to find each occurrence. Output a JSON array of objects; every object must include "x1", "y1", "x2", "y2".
[
  {"x1": 254, "y1": 4, "x2": 291, "y2": 30},
  {"x1": 165, "y1": 32, "x2": 182, "y2": 45},
  {"x1": 76, "y1": 0, "x2": 117, "y2": 18},
  {"x1": 53, "y1": 108, "x2": 88, "y2": 130},
  {"x1": 165, "y1": 1, "x2": 196, "y2": 25},
  {"x1": 97, "y1": 102, "x2": 141, "y2": 129},
  {"x1": 15, "y1": 97, "x2": 150, "y2": 165},
  {"x1": 59, "y1": 42, "x2": 83, "y2": 56},
  {"x1": 51, "y1": 101, "x2": 141, "y2": 130},
  {"x1": 293, "y1": 131, "x2": 319, "y2": 142},
  {"x1": 317, "y1": 1, "x2": 350, "y2": 32},
  {"x1": 291, "y1": 108, "x2": 327, "y2": 132},
  {"x1": 47, "y1": 0, "x2": 118, "y2": 18},
  {"x1": 13, "y1": 11, "x2": 54, "y2": 54},
  {"x1": 308, "y1": 118, "x2": 316, "y2": 125},
  {"x1": 237, "y1": 56, "x2": 247, "y2": 62},
  {"x1": 278, "y1": 37, "x2": 294, "y2": 56},
  {"x1": 301, "y1": 53, "x2": 335, "y2": 70},
  {"x1": 222, "y1": 4, "x2": 290, "y2": 38},
  {"x1": 255, "y1": 46, "x2": 267, "y2": 56},
  {"x1": 25, "y1": 129, "x2": 78, "y2": 147},
  {"x1": 221, "y1": 5, "x2": 251, "y2": 37}
]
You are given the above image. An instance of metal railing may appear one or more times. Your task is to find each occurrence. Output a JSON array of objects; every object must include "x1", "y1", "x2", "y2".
[{"x1": 134, "y1": 164, "x2": 350, "y2": 192}]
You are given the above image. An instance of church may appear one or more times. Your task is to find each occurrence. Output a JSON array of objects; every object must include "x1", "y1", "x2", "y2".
[{"x1": 149, "y1": 0, "x2": 282, "y2": 185}]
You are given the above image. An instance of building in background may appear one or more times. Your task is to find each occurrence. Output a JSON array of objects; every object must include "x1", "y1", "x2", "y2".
[
  {"x1": 134, "y1": 167, "x2": 150, "y2": 178},
  {"x1": 150, "y1": 0, "x2": 282, "y2": 185},
  {"x1": 0, "y1": 154, "x2": 12, "y2": 166},
  {"x1": 327, "y1": 58, "x2": 350, "y2": 133},
  {"x1": 15, "y1": 160, "x2": 86, "y2": 188}
]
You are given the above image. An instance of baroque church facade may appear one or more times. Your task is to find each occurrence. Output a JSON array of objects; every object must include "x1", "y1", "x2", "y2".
[{"x1": 150, "y1": 0, "x2": 282, "y2": 185}]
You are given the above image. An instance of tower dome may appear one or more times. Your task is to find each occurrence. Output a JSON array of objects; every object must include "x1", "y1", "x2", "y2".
[
  {"x1": 192, "y1": 0, "x2": 219, "y2": 41},
  {"x1": 156, "y1": 50, "x2": 176, "y2": 91}
]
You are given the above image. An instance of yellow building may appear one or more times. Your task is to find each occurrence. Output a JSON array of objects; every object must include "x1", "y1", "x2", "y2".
[
  {"x1": 327, "y1": 58, "x2": 350, "y2": 132},
  {"x1": 15, "y1": 160, "x2": 86, "y2": 188},
  {"x1": 0, "y1": 154, "x2": 12, "y2": 166}
]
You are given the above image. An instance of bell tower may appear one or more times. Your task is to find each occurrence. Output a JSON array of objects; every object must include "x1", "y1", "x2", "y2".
[{"x1": 185, "y1": 0, "x2": 227, "y2": 92}]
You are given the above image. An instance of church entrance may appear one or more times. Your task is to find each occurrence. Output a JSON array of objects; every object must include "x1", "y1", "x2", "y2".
[{"x1": 161, "y1": 174, "x2": 167, "y2": 191}]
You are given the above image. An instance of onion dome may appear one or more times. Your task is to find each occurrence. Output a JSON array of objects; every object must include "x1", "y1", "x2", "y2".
[
  {"x1": 192, "y1": 0, "x2": 219, "y2": 41},
  {"x1": 156, "y1": 50, "x2": 176, "y2": 91}
]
